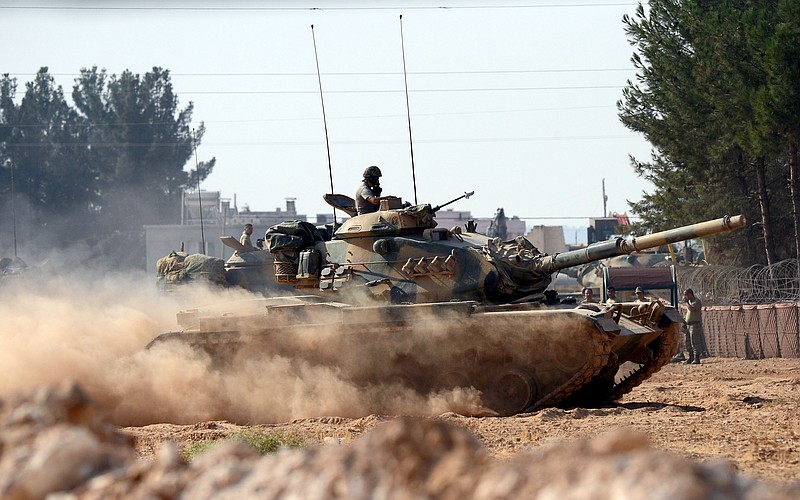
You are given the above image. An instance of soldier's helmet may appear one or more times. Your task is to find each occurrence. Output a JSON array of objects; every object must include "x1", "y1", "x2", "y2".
[{"x1": 363, "y1": 165, "x2": 382, "y2": 180}]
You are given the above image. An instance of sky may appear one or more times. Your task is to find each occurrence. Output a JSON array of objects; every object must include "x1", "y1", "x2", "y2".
[{"x1": 2, "y1": 0, "x2": 654, "y2": 233}]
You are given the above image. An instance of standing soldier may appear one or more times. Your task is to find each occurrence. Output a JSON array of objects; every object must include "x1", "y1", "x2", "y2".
[{"x1": 683, "y1": 288, "x2": 704, "y2": 364}]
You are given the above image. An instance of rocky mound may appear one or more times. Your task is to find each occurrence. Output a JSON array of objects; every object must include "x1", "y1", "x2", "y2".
[{"x1": 1, "y1": 381, "x2": 797, "y2": 499}]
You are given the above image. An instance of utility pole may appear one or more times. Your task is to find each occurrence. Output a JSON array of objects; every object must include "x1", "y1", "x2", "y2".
[{"x1": 602, "y1": 178, "x2": 608, "y2": 217}]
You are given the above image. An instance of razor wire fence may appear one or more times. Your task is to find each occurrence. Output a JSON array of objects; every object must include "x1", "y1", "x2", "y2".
[
  {"x1": 675, "y1": 259, "x2": 800, "y2": 359},
  {"x1": 677, "y1": 259, "x2": 800, "y2": 306}
]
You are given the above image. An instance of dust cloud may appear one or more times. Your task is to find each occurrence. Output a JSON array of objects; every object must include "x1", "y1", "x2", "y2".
[{"x1": 0, "y1": 267, "x2": 487, "y2": 426}]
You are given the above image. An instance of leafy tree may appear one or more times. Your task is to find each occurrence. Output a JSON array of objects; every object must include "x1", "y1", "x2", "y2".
[
  {"x1": 0, "y1": 69, "x2": 100, "y2": 250},
  {"x1": 0, "y1": 74, "x2": 19, "y2": 254},
  {"x1": 0, "y1": 67, "x2": 214, "y2": 267},
  {"x1": 750, "y1": 0, "x2": 800, "y2": 258},
  {"x1": 619, "y1": 0, "x2": 799, "y2": 265},
  {"x1": 72, "y1": 66, "x2": 214, "y2": 234},
  {"x1": 0, "y1": 74, "x2": 15, "y2": 147}
]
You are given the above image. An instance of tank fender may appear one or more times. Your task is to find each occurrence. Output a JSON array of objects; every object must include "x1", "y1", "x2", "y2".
[
  {"x1": 659, "y1": 308, "x2": 683, "y2": 328},
  {"x1": 590, "y1": 316, "x2": 622, "y2": 337}
]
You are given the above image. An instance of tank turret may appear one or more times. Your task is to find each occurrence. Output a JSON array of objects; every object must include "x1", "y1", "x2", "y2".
[
  {"x1": 267, "y1": 203, "x2": 745, "y2": 305},
  {"x1": 334, "y1": 199, "x2": 437, "y2": 239}
]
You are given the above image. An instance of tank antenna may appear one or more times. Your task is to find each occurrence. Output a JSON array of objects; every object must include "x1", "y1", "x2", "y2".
[
  {"x1": 399, "y1": 15, "x2": 418, "y2": 205},
  {"x1": 192, "y1": 128, "x2": 206, "y2": 253},
  {"x1": 311, "y1": 24, "x2": 337, "y2": 225}
]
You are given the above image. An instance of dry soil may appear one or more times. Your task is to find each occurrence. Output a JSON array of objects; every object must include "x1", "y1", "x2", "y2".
[{"x1": 124, "y1": 356, "x2": 800, "y2": 483}]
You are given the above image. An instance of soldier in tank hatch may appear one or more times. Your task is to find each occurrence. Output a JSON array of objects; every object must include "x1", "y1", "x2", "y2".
[
  {"x1": 356, "y1": 165, "x2": 386, "y2": 215},
  {"x1": 239, "y1": 224, "x2": 256, "y2": 252}
]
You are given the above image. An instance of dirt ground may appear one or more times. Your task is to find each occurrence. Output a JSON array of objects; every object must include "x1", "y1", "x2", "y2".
[{"x1": 124, "y1": 357, "x2": 800, "y2": 484}]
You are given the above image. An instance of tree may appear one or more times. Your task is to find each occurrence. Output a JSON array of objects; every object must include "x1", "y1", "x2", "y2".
[
  {"x1": 750, "y1": 0, "x2": 800, "y2": 259},
  {"x1": 0, "y1": 74, "x2": 16, "y2": 147},
  {"x1": 72, "y1": 66, "x2": 214, "y2": 234},
  {"x1": 0, "y1": 67, "x2": 214, "y2": 267},
  {"x1": 619, "y1": 0, "x2": 797, "y2": 265},
  {"x1": 0, "y1": 69, "x2": 101, "y2": 250}
]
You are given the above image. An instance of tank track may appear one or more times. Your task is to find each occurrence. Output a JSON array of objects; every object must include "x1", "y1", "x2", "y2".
[
  {"x1": 529, "y1": 327, "x2": 613, "y2": 410},
  {"x1": 608, "y1": 324, "x2": 680, "y2": 401},
  {"x1": 149, "y1": 311, "x2": 618, "y2": 416}
]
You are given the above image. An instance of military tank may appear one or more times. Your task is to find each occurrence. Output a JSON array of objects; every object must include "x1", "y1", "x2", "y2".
[{"x1": 150, "y1": 194, "x2": 745, "y2": 416}]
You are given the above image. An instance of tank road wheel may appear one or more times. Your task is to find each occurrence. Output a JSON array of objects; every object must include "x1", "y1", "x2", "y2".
[
  {"x1": 551, "y1": 344, "x2": 592, "y2": 373},
  {"x1": 485, "y1": 368, "x2": 537, "y2": 416},
  {"x1": 434, "y1": 370, "x2": 471, "y2": 391}
]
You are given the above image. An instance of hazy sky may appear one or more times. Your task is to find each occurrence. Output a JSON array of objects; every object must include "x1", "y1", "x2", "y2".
[{"x1": 3, "y1": 0, "x2": 653, "y2": 228}]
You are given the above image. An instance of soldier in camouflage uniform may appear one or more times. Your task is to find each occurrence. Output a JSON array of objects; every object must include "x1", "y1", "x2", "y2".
[{"x1": 682, "y1": 288, "x2": 704, "y2": 364}]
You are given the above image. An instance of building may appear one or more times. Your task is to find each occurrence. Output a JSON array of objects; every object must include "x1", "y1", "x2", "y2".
[
  {"x1": 587, "y1": 213, "x2": 630, "y2": 244},
  {"x1": 525, "y1": 225, "x2": 568, "y2": 256}
]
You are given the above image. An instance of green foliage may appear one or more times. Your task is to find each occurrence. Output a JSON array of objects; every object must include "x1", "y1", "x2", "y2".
[
  {"x1": 619, "y1": 0, "x2": 800, "y2": 265},
  {"x1": 182, "y1": 439, "x2": 219, "y2": 461},
  {"x1": 72, "y1": 66, "x2": 214, "y2": 231},
  {"x1": 182, "y1": 431, "x2": 308, "y2": 463},
  {"x1": 0, "y1": 67, "x2": 214, "y2": 264},
  {"x1": 6, "y1": 70, "x2": 97, "y2": 213},
  {"x1": 239, "y1": 430, "x2": 308, "y2": 453}
]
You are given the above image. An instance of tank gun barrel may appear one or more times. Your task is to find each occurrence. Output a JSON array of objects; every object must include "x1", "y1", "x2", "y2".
[{"x1": 549, "y1": 214, "x2": 746, "y2": 271}]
